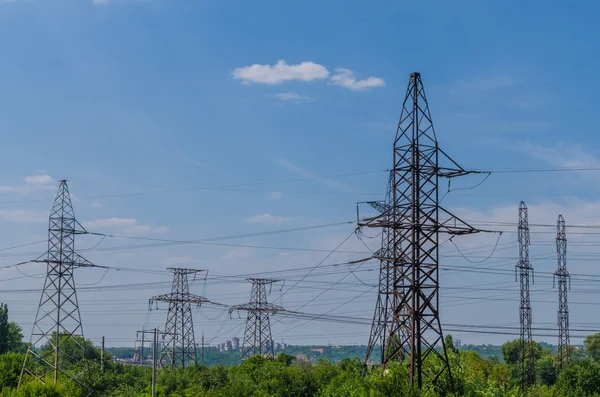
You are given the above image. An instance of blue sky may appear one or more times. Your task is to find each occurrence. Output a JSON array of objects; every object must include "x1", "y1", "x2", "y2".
[{"x1": 1, "y1": 0, "x2": 600, "y2": 349}]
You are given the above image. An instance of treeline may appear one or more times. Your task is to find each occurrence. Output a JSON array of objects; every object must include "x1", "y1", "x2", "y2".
[{"x1": 4, "y1": 303, "x2": 600, "y2": 395}]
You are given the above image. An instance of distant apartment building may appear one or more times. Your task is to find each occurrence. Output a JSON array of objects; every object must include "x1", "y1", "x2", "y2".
[{"x1": 232, "y1": 337, "x2": 240, "y2": 350}]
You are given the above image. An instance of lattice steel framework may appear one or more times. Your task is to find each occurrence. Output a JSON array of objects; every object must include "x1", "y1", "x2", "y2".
[
  {"x1": 20, "y1": 180, "x2": 98, "y2": 392},
  {"x1": 359, "y1": 72, "x2": 482, "y2": 389},
  {"x1": 516, "y1": 201, "x2": 535, "y2": 387},
  {"x1": 230, "y1": 278, "x2": 283, "y2": 359},
  {"x1": 555, "y1": 214, "x2": 570, "y2": 370},
  {"x1": 150, "y1": 268, "x2": 207, "y2": 369},
  {"x1": 363, "y1": 172, "x2": 397, "y2": 366}
]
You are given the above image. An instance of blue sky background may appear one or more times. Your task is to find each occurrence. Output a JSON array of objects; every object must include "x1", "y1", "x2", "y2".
[{"x1": 1, "y1": 0, "x2": 600, "y2": 349}]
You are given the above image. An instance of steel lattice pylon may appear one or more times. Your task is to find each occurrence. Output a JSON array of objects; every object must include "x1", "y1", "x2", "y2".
[
  {"x1": 230, "y1": 278, "x2": 283, "y2": 359},
  {"x1": 554, "y1": 214, "x2": 570, "y2": 370},
  {"x1": 516, "y1": 201, "x2": 535, "y2": 387},
  {"x1": 363, "y1": 172, "x2": 397, "y2": 366},
  {"x1": 19, "y1": 180, "x2": 98, "y2": 392},
  {"x1": 150, "y1": 268, "x2": 208, "y2": 369},
  {"x1": 360, "y1": 72, "x2": 482, "y2": 389}
]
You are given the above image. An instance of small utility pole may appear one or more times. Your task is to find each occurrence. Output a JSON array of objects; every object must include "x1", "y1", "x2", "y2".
[
  {"x1": 141, "y1": 330, "x2": 145, "y2": 365},
  {"x1": 101, "y1": 336, "x2": 105, "y2": 373},
  {"x1": 152, "y1": 328, "x2": 157, "y2": 397},
  {"x1": 201, "y1": 333, "x2": 204, "y2": 365}
]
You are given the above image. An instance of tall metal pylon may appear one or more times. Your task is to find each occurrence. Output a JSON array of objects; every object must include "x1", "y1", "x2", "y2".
[
  {"x1": 149, "y1": 268, "x2": 208, "y2": 369},
  {"x1": 230, "y1": 278, "x2": 283, "y2": 359},
  {"x1": 363, "y1": 172, "x2": 397, "y2": 366},
  {"x1": 359, "y1": 72, "x2": 483, "y2": 389},
  {"x1": 516, "y1": 201, "x2": 535, "y2": 387},
  {"x1": 20, "y1": 180, "x2": 100, "y2": 392},
  {"x1": 554, "y1": 214, "x2": 570, "y2": 369}
]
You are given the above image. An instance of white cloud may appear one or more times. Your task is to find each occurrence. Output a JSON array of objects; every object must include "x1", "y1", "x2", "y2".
[
  {"x1": 518, "y1": 142, "x2": 600, "y2": 169},
  {"x1": 90, "y1": 201, "x2": 103, "y2": 208},
  {"x1": 23, "y1": 175, "x2": 55, "y2": 185},
  {"x1": 232, "y1": 60, "x2": 329, "y2": 85},
  {"x1": 124, "y1": 224, "x2": 169, "y2": 234},
  {"x1": 275, "y1": 92, "x2": 311, "y2": 101},
  {"x1": 0, "y1": 210, "x2": 46, "y2": 223},
  {"x1": 0, "y1": 174, "x2": 56, "y2": 194},
  {"x1": 329, "y1": 68, "x2": 384, "y2": 91},
  {"x1": 83, "y1": 218, "x2": 137, "y2": 228},
  {"x1": 245, "y1": 213, "x2": 290, "y2": 224},
  {"x1": 268, "y1": 191, "x2": 284, "y2": 201}
]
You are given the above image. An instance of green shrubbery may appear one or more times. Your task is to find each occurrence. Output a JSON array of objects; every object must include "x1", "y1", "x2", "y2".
[{"x1": 3, "y1": 332, "x2": 600, "y2": 395}]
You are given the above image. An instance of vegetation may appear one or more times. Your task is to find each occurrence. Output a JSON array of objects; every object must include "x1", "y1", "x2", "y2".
[{"x1": 4, "y1": 305, "x2": 600, "y2": 396}]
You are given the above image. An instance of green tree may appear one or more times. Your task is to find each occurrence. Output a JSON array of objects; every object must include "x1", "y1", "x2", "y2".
[
  {"x1": 7, "y1": 322, "x2": 25, "y2": 353},
  {"x1": 0, "y1": 303, "x2": 8, "y2": 354},
  {"x1": 585, "y1": 333, "x2": 600, "y2": 362},
  {"x1": 445, "y1": 334, "x2": 458, "y2": 354},
  {"x1": 536, "y1": 355, "x2": 557, "y2": 386}
]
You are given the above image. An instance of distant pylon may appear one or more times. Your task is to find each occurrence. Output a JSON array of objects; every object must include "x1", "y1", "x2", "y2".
[
  {"x1": 230, "y1": 278, "x2": 283, "y2": 359},
  {"x1": 516, "y1": 201, "x2": 535, "y2": 387},
  {"x1": 363, "y1": 172, "x2": 396, "y2": 366},
  {"x1": 554, "y1": 215, "x2": 570, "y2": 369},
  {"x1": 149, "y1": 268, "x2": 208, "y2": 369},
  {"x1": 20, "y1": 180, "x2": 101, "y2": 392},
  {"x1": 359, "y1": 72, "x2": 485, "y2": 389}
]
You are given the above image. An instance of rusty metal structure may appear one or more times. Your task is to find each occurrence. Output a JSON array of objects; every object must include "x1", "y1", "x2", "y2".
[
  {"x1": 516, "y1": 201, "x2": 535, "y2": 387},
  {"x1": 20, "y1": 180, "x2": 100, "y2": 393},
  {"x1": 230, "y1": 278, "x2": 283, "y2": 359},
  {"x1": 150, "y1": 268, "x2": 208, "y2": 369},
  {"x1": 360, "y1": 72, "x2": 481, "y2": 389},
  {"x1": 555, "y1": 214, "x2": 570, "y2": 370}
]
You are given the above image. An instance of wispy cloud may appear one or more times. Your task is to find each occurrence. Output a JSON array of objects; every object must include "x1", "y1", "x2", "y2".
[
  {"x1": 83, "y1": 218, "x2": 138, "y2": 228},
  {"x1": 83, "y1": 217, "x2": 168, "y2": 234},
  {"x1": 232, "y1": 60, "x2": 329, "y2": 85},
  {"x1": 245, "y1": 213, "x2": 290, "y2": 224},
  {"x1": 275, "y1": 92, "x2": 311, "y2": 101},
  {"x1": 329, "y1": 68, "x2": 384, "y2": 91},
  {"x1": 518, "y1": 141, "x2": 600, "y2": 168},
  {"x1": 0, "y1": 210, "x2": 47, "y2": 223},
  {"x1": 268, "y1": 191, "x2": 284, "y2": 201},
  {"x1": 0, "y1": 174, "x2": 57, "y2": 194},
  {"x1": 24, "y1": 174, "x2": 55, "y2": 185},
  {"x1": 275, "y1": 158, "x2": 350, "y2": 191}
]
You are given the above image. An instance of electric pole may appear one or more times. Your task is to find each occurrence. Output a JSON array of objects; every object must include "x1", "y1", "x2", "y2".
[
  {"x1": 150, "y1": 268, "x2": 208, "y2": 369},
  {"x1": 101, "y1": 336, "x2": 105, "y2": 373},
  {"x1": 152, "y1": 328, "x2": 157, "y2": 397},
  {"x1": 358, "y1": 72, "x2": 485, "y2": 389},
  {"x1": 555, "y1": 214, "x2": 570, "y2": 369},
  {"x1": 230, "y1": 278, "x2": 283, "y2": 359},
  {"x1": 19, "y1": 180, "x2": 103, "y2": 394},
  {"x1": 516, "y1": 201, "x2": 535, "y2": 387}
]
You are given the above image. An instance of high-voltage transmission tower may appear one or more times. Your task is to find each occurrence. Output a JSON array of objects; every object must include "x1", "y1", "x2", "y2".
[
  {"x1": 230, "y1": 278, "x2": 284, "y2": 359},
  {"x1": 554, "y1": 214, "x2": 570, "y2": 369},
  {"x1": 362, "y1": 172, "x2": 395, "y2": 366},
  {"x1": 20, "y1": 180, "x2": 101, "y2": 393},
  {"x1": 149, "y1": 268, "x2": 208, "y2": 369},
  {"x1": 516, "y1": 201, "x2": 535, "y2": 387},
  {"x1": 359, "y1": 72, "x2": 484, "y2": 389}
]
